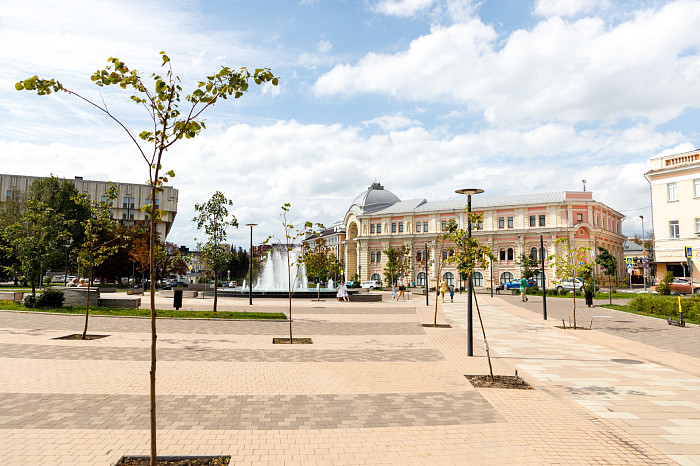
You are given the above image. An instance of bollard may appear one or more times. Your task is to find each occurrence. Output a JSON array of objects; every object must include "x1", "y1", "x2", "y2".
[{"x1": 173, "y1": 289, "x2": 183, "y2": 310}]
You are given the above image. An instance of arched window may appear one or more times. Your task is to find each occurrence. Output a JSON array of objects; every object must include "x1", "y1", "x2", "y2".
[
  {"x1": 371, "y1": 251, "x2": 376, "y2": 262},
  {"x1": 500, "y1": 249, "x2": 506, "y2": 261},
  {"x1": 500, "y1": 271, "x2": 514, "y2": 283},
  {"x1": 533, "y1": 270, "x2": 544, "y2": 288},
  {"x1": 472, "y1": 271, "x2": 483, "y2": 287},
  {"x1": 443, "y1": 272, "x2": 454, "y2": 287},
  {"x1": 507, "y1": 248, "x2": 514, "y2": 261},
  {"x1": 371, "y1": 273, "x2": 381, "y2": 282},
  {"x1": 442, "y1": 249, "x2": 448, "y2": 260},
  {"x1": 376, "y1": 251, "x2": 382, "y2": 263},
  {"x1": 530, "y1": 247, "x2": 538, "y2": 259},
  {"x1": 417, "y1": 272, "x2": 426, "y2": 286}
]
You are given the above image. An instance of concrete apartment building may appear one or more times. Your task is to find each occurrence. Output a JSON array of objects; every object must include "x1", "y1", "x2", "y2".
[
  {"x1": 645, "y1": 149, "x2": 700, "y2": 279},
  {"x1": 0, "y1": 174, "x2": 179, "y2": 240},
  {"x1": 343, "y1": 182, "x2": 626, "y2": 289}
]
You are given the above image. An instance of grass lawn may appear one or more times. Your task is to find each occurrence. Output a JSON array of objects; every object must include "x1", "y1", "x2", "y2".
[
  {"x1": 538, "y1": 291, "x2": 635, "y2": 300},
  {"x1": 0, "y1": 301, "x2": 287, "y2": 320},
  {"x1": 599, "y1": 303, "x2": 699, "y2": 326}
]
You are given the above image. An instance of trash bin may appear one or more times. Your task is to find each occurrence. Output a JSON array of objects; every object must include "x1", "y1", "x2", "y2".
[
  {"x1": 173, "y1": 289, "x2": 183, "y2": 310},
  {"x1": 584, "y1": 290, "x2": 593, "y2": 307}
]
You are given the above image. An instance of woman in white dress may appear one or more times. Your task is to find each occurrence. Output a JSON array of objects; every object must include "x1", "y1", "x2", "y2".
[{"x1": 337, "y1": 281, "x2": 349, "y2": 302}]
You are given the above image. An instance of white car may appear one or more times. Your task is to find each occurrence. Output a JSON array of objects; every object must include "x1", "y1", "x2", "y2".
[{"x1": 361, "y1": 280, "x2": 381, "y2": 290}]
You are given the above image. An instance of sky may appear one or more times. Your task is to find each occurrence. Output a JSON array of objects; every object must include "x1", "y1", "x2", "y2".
[{"x1": 2, "y1": 0, "x2": 699, "y2": 248}]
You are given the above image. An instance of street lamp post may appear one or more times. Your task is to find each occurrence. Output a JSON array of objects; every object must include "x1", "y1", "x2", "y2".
[
  {"x1": 456, "y1": 188, "x2": 484, "y2": 357},
  {"x1": 425, "y1": 242, "x2": 429, "y2": 306},
  {"x1": 640, "y1": 215, "x2": 646, "y2": 292},
  {"x1": 540, "y1": 234, "x2": 547, "y2": 320},
  {"x1": 63, "y1": 238, "x2": 72, "y2": 286},
  {"x1": 245, "y1": 223, "x2": 257, "y2": 305}
]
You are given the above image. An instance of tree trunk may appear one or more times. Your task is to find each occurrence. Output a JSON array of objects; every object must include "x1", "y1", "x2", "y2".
[
  {"x1": 149, "y1": 183, "x2": 158, "y2": 466},
  {"x1": 288, "y1": 250, "x2": 293, "y2": 343},
  {"x1": 609, "y1": 275, "x2": 613, "y2": 305},
  {"x1": 473, "y1": 291, "x2": 494, "y2": 381},
  {"x1": 213, "y1": 269, "x2": 218, "y2": 313}
]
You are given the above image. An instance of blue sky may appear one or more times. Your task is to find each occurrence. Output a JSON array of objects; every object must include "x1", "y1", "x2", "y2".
[{"x1": 2, "y1": 0, "x2": 699, "y2": 248}]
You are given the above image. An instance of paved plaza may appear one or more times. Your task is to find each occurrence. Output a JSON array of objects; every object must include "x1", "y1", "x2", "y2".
[{"x1": 0, "y1": 291, "x2": 698, "y2": 465}]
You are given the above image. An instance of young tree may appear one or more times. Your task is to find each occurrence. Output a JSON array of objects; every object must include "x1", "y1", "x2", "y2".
[
  {"x1": 429, "y1": 220, "x2": 456, "y2": 325},
  {"x1": 193, "y1": 191, "x2": 238, "y2": 313},
  {"x1": 267, "y1": 204, "x2": 319, "y2": 342},
  {"x1": 445, "y1": 212, "x2": 496, "y2": 379},
  {"x1": 382, "y1": 246, "x2": 402, "y2": 287},
  {"x1": 17, "y1": 53, "x2": 278, "y2": 465},
  {"x1": 595, "y1": 246, "x2": 618, "y2": 305},
  {"x1": 301, "y1": 235, "x2": 331, "y2": 300},
  {"x1": 516, "y1": 252, "x2": 539, "y2": 280},
  {"x1": 74, "y1": 184, "x2": 121, "y2": 339},
  {"x1": 549, "y1": 237, "x2": 591, "y2": 329}
]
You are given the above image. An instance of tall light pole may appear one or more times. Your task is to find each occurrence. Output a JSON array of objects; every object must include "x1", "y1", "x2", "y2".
[
  {"x1": 456, "y1": 188, "x2": 484, "y2": 357},
  {"x1": 540, "y1": 234, "x2": 547, "y2": 320},
  {"x1": 245, "y1": 223, "x2": 257, "y2": 305},
  {"x1": 63, "y1": 238, "x2": 72, "y2": 286},
  {"x1": 425, "y1": 242, "x2": 429, "y2": 306},
  {"x1": 640, "y1": 215, "x2": 646, "y2": 292}
]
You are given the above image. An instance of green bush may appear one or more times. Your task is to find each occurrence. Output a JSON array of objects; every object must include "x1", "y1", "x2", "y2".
[
  {"x1": 629, "y1": 294, "x2": 699, "y2": 319},
  {"x1": 526, "y1": 286, "x2": 540, "y2": 295},
  {"x1": 23, "y1": 289, "x2": 64, "y2": 309},
  {"x1": 656, "y1": 271, "x2": 674, "y2": 295}
]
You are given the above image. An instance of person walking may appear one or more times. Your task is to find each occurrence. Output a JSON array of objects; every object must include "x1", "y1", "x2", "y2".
[
  {"x1": 337, "y1": 280, "x2": 349, "y2": 302},
  {"x1": 439, "y1": 280, "x2": 448, "y2": 303},
  {"x1": 519, "y1": 276, "x2": 528, "y2": 302},
  {"x1": 391, "y1": 284, "x2": 397, "y2": 301},
  {"x1": 398, "y1": 277, "x2": 406, "y2": 301},
  {"x1": 449, "y1": 285, "x2": 455, "y2": 302}
]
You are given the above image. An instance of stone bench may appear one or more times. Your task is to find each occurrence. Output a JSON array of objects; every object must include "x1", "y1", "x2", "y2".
[
  {"x1": 349, "y1": 293, "x2": 382, "y2": 302},
  {"x1": 98, "y1": 297, "x2": 141, "y2": 309},
  {"x1": 126, "y1": 288, "x2": 144, "y2": 295},
  {"x1": 62, "y1": 287, "x2": 99, "y2": 306},
  {"x1": 160, "y1": 290, "x2": 198, "y2": 298},
  {"x1": 0, "y1": 291, "x2": 24, "y2": 302}
]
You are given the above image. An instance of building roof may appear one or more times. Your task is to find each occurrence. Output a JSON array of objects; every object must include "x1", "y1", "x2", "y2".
[{"x1": 347, "y1": 182, "x2": 402, "y2": 216}]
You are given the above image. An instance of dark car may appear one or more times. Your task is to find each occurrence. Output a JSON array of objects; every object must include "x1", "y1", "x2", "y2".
[
  {"x1": 162, "y1": 281, "x2": 188, "y2": 290},
  {"x1": 496, "y1": 279, "x2": 535, "y2": 291}
]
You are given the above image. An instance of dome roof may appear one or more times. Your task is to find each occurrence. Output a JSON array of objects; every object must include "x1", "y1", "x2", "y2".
[{"x1": 348, "y1": 182, "x2": 401, "y2": 216}]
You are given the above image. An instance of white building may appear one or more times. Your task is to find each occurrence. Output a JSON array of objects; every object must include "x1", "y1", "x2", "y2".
[{"x1": 343, "y1": 182, "x2": 626, "y2": 289}]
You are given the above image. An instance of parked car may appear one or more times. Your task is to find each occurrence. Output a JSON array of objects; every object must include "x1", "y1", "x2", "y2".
[
  {"x1": 361, "y1": 280, "x2": 381, "y2": 290},
  {"x1": 162, "y1": 281, "x2": 188, "y2": 290},
  {"x1": 553, "y1": 278, "x2": 599, "y2": 292},
  {"x1": 496, "y1": 279, "x2": 535, "y2": 291},
  {"x1": 51, "y1": 275, "x2": 66, "y2": 283},
  {"x1": 657, "y1": 277, "x2": 700, "y2": 295},
  {"x1": 344, "y1": 281, "x2": 355, "y2": 287}
]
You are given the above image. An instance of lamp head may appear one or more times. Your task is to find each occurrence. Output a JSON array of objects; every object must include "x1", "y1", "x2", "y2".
[
  {"x1": 455, "y1": 188, "x2": 484, "y2": 196},
  {"x1": 245, "y1": 223, "x2": 258, "y2": 227}
]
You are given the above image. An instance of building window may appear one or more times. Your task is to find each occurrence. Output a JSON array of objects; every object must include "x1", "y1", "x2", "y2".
[
  {"x1": 416, "y1": 222, "x2": 421, "y2": 233},
  {"x1": 416, "y1": 250, "x2": 422, "y2": 261},
  {"x1": 533, "y1": 270, "x2": 544, "y2": 288},
  {"x1": 376, "y1": 251, "x2": 381, "y2": 262},
  {"x1": 499, "y1": 249, "x2": 506, "y2": 261},
  {"x1": 669, "y1": 220, "x2": 679, "y2": 239},
  {"x1": 123, "y1": 197, "x2": 135, "y2": 209},
  {"x1": 441, "y1": 220, "x2": 447, "y2": 231},
  {"x1": 539, "y1": 215, "x2": 545, "y2": 226},
  {"x1": 507, "y1": 248, "x2": 514, "y2": 260},
  {"x1": 477, "y1": 220, "x2": 483, "y2": 229},
  {"x1": 398, "y1": 222, "x2": 403, "y2": 233},
  {"x1": 530, "y1": 247, "x2": 537, "y2": 259},
  {"x1": 371, "y1": 273, "x2": 381, "y2": 282},
  {"x1": 6, "y1": 190, "x2": 11, "y2": 201},
  {"x1": 500, "y1": 271, "x2": 514, "y2": 283},
  {"x1": 423, "y1": 221, "x2": 428, "y2": 232},
  {"x1": 443, "y1": 272, "x2": 454, "y2": 287},
  {"x1": 695, "y1": 179, "x2": 700, "y2": 198},
  {"x1": 507, "y1": 216, "x2": 513, "y2": 228},
  {"x1": 377, "y1": 224, "x2": 381, "y2": 234},
  {"x1": 668, "y1": 182, "x2": 678, "y2": 202},
  {"x1": 417, "y1": 272, "x2": 426, "y2": 287},
  {"x1": 529, "y1": 215, "x2": 536, "y2": 227},
  {"x1": 392, "y1": 223, "x2": 397, "y2": 233},
  {"x1": 472, "y1": 271, "x2": 483, "y2": 287},
  {"x1": 498, "y1": 217, "x2": 505, "y2": 229},
  {"x1": 371, "y1": 251, "x2": 375, "y2": 262},
  {"x1": 442, "y1": 249, "x2": 448, "y2": 260},
  {"x1": 695, "y1": 218, "x2": 700, "y2": 237},
  {"x1": 371, "y1": 224, "x2": 375, "y2": 234},
  {"x1": 577, "y1": 213, "x2": 583, "y2": 222},
  {"x1": 122, "y1": 212, "x2": 134, "y2": 220}
]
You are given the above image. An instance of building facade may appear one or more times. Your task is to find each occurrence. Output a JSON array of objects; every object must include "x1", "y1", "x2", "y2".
[
  {"x1": 343, "y1": 182, "x2": 626, "y2": 289},
  {"x1": 645, "y1": 149, "x2": 700, "y2": 279},
  {"x1": 0, "y1": 173, "x2": 179, "y2": 239}
]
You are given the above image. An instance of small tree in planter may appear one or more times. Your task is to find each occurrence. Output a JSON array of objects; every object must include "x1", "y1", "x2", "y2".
[
  {"x1": 549, "y1": 237, "x2": 591, "y2": 329},
  {"x1": 301, "y1": 234, "x2": 331, "y2": 300}
]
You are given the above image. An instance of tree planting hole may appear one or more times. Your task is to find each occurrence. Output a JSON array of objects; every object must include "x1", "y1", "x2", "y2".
[
  {"x1": 272, "y1": 338, "x2": 313, "y2": 344},
  {"x1": 611, "y1": 358, "x2": 644, "y2": 364},
  {"x1": 53, "y1": 334, "x2": 109, "y2": 340},
  {"x1": 421, "y1": 324, "x2": 452, "y2": 328}
]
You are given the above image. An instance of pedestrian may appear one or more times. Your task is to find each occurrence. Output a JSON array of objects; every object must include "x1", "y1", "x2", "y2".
[
  {"x1": 440, "y1": 280, "x2": 448, "y2": 303},
  {"x1": 398, "y1": 277, "x2": 406, "y2": 301},
  {"x1": 337, "y1": 280, "x2": 349, "y2": 302},
  {"x1": 449, "y1": 285, "x2": 454, "y2": 302},
  {"x1": 519, "y1": 276, "x2": 528, "y2": 302},
  {"x1": 391, "y1": 284, "x2": 397, "y2": 301}
]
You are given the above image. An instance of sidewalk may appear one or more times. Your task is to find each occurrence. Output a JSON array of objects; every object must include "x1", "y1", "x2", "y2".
[{"x1": 0, "y1": 292, "x2": 695, "y2": 464}]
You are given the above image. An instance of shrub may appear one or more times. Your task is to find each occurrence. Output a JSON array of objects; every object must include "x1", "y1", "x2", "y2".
[
  {"x1": 656, "y1": 271, "x2": 674, "y2": 295},
  {"x1": 526, "y1": 286, "x2": 540, "y2": 295},
  {"x1": 629, "y1": 294, "x2": 699, "y2": 320},
  {"x1": 23, "y1": 289, "x2": 64, "y2": 309}
]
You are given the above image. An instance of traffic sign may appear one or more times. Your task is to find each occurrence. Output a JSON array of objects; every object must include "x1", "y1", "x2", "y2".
[
  {"x1": 626, "y1": 257, "x2": 633, "y2": 266},
  {"x1": 686, "y1": 246, "x2": 693, "y2": 259}
]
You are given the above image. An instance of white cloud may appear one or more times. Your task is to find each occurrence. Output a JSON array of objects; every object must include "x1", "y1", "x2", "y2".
[
  {"x1": 362, "y1": 114, "x2": 421, "y2": 130},
  {"x1": 373, "y1": 0, "x2": 437, "y2": 17},
  {"x1": 533, "y1": 0, "x2": 610, "y2": 18},
  {"x1": 317, "y1": 40, "x2": 333, "y2": 53},
  {"x1": 315, "y1": 1, "x2": 700, "y2": 126}
]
